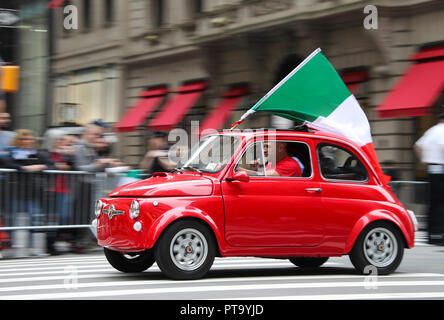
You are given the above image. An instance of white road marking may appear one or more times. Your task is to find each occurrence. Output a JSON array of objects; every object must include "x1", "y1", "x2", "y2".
[{"x1": 3, "y1": 279, "x2": 444, "y2": 300}]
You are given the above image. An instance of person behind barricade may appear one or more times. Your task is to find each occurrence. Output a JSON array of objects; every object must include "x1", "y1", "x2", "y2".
[
  {"x1": 0, "y1": 113, "x2": 15, "y2": 158},
  {"x1": 0, "y1": 112, "x2": 14, "y2": 253},
  {"x1": 94, "y1": 135, "x2": 112, "y2": 158},
  {"x1": 63, "y1": 134, "x2": 78, "y2": 151},
  {"x1": 3, "y1": 129, "x2": 54, "y2": 171},
  {"x1": 73, "y1": 124, "x2": 123, "y2": 172},
  {"x1": 46, "y1": 134, "x2": 76, "y2": 255},
  {"x1": 72, "y1": 124, "x2": 124, "y2": 252},
  {"x1": 2, "y1": 129, "x2": 55, "y2": 257},
  {"x1": 139, "y1": 131, "x2": 176, "y2": 175},
  {"x1": 414, "y1": 112, "x2": 444, "y2": 245},
  {"x1": 92, "y1": 119, "x2": 112, "y2": 157}
]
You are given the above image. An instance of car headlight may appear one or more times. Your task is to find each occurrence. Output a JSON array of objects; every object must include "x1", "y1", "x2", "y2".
[
  {"x1": 95, "y1": 200, "x2": 103, "y2": 217},
  {"x1": 130, "y1": 200, "x2": 140, "y2": 220}
]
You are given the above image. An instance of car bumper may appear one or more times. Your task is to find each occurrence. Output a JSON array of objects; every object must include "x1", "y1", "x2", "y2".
[{"x1": 94, "y1": 198, "x2": 153, "y2": 252}]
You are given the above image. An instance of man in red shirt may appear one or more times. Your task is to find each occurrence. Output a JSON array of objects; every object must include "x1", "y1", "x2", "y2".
[{"x1": 264, "y1": 142, "x2": 303, "y2": 177}]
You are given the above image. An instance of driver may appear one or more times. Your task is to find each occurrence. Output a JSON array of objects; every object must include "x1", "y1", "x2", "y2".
[{"x1": 264, "y1": 142, "x2": 303, "y2": 177}]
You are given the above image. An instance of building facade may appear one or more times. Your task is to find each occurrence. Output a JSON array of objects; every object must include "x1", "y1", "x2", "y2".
[
  {"x1": 1, "y1": 0, "x2": 51, "y2": 135},
  {"x1": 50, "y1": 0, "x2": 444, "y2": 179}
]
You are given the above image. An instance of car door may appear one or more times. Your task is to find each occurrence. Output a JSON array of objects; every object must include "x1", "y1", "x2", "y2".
[
  {"x1": 221, "y1": 138, "x2": 325, "y2": 247},
  {"x1": 316, "y1": 141, "x2": 382, "y2": 244}
]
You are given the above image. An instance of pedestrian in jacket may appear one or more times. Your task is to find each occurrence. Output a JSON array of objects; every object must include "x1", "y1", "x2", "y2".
[{"x1": 2, "y1": 129, "x2": 55, "y2": 256}]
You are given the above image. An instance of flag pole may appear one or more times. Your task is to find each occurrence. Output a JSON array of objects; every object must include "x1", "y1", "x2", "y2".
[{"x1": 230, "y1": 97, "x2": 266, "y2": 130}]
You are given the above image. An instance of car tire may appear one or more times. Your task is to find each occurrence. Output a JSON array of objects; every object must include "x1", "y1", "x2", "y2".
[
  {"x1": 349, "y1": 221, "x2": 404, "y2": 275},
  {"x1": 104, "y1": 248, "x2": 155, "y2": 273},
  {"x1": 154, "y1": 220, "x2": 216, "y2": 280},
  {"x1": 289, "y1": 257, "x2": 329, "y2": 268}
]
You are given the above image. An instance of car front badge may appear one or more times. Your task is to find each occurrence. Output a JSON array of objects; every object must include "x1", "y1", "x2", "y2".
[{"x1": 102, "y1": 205, "x2": 125, "y2": 220}]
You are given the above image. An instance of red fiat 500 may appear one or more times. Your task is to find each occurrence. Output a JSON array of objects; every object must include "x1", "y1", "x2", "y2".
[{"x1": 94, "y1": 130, "x2": 417, "y2": 279}]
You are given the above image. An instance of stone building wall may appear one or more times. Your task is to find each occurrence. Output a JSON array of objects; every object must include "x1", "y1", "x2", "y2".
[{"x1": 50, "y1": 0, "x2": 444, "y2": 176}]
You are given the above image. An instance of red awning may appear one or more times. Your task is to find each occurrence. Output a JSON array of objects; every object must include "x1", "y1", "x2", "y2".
[
  {"x1": 198, "y1": 86, "x2": 248, "y2": 135},
  {"x1": 377, "y1": 47, "x2": 444, "y2": 118},
  {"x1": 47, "y1": 0, "x2": 68, "y2": 8},
  {"x1": 346, "y1": 83, "x2": 361, "y2": 94},
  {"x1": 114, "y1": 87, "x2": 167, "y2": 133},
  {"x1": 341, "y1": 70, "x2": 368, "y2": 94},
  {"x1": 148, "y1": 82, "x2": 207, "y2": 131},
  {"x1": 409, "y1": 45, "x2": 444, "y2": 61}
]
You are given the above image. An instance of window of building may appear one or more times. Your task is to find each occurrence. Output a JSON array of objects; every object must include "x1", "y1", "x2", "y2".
[
  {"x1": 149, "y1": 0, "x2": 163, "y2": 29},
  {"x1": 83, "y1": 0, "x2": 92, "y2": 30},
  {"x1": 317, "y1": 143, "x2": 369, "y2": 182},
  {"x1": 104, "y1": 0, "x2": 114, "y2": 25},
  {"x1": 195, "y1": 0, "x2": 203, "y2": 13},
  {"x1": 190, "y1": 0, "x2": 203, "y2": 17}
]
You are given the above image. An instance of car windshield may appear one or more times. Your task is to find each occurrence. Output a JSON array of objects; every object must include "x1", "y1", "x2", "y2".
[{"x1": 180, "y1": 135, "x2": 241, "y2": 173}]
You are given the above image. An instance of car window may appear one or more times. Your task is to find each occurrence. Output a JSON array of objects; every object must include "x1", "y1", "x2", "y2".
[
  {"x1": 235, "y1": 140, "x2": 312, "y2": 178},
  {"x1": 317, "y1": 143, "x2": 368, "y2": 182},
  {"x1": 235, "y1": 142, "x2": 266, "y2": 176},
  {"x1": 182, "y1": 135, "x2": 241, "y2": 173}
]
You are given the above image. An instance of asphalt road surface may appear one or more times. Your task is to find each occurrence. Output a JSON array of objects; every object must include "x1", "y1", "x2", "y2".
[{"x1": 0, "y1": 233, "x2": 443, "y2": 300}]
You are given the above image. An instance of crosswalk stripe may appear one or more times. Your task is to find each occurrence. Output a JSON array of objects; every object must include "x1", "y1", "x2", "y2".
[
  {"x1": 0, "y1": 255, "x2": 294, "y2": 265},
  {"x1": 217, "y1": 291, "x2": 444, "y2": 300},
  {"x1": 0, "y1": 273, "x2": 442, "y2": 295},
  {"x1": 0, "y1": 255, "x2": 105, "y2": 264},
  {"x1": 0, "y1": 261, "x2": 299, "y2": 277},
  {"x1": 0, "y1": 262, "x2": 350, "y2": 282},
  {"x1": 0, "y1": 257, "x2": 106, "y2": 268},
  {"x1": 0, "y1": 257, "x2": 297, "y2": 269},
  {"x1": 0, "y1": 260, "x2": 440, "y2": 283},
  {"x1": 0, "y1": 258, "x2": 314, "y2": 272},
  {"x1": 3, "y1": 279, "x2": 444, "y2": 300}
]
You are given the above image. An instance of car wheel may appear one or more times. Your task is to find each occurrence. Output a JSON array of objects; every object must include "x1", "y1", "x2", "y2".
[
  {"x1": 349, "y1": 221, "x2": 404, "y2": 275},
  {"x1": 155, "y1": 220, "x2": 215, "y2": 280},
  {"x1": 104, "y1": 248, "x2": 155, "y2": 273},
  {"x1": 289, "y1": 257, "x2": 329, "y2": 268}
]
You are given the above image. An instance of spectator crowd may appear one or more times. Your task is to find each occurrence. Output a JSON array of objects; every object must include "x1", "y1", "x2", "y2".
[{"x1": 0, "y1": 111, "x2": 179, "y2": 258}]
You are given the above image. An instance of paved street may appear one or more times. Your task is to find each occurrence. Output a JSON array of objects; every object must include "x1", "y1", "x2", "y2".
[{"x1": 0, "y1": 234, "x2": 443, "y2": 300}]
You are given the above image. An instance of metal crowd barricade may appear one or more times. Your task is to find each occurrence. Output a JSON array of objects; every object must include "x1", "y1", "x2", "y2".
[
  {"x1": 0, "y1": 169, "x2": 100, "y2": 233},
  {"x1": 0, "y1": 169, "x2": 148, "y2": 234},
  {"x1": 0, "y1": 168, "x2": 149, "y2": 256},
  {"x1": 389, "y1": 180, "x2": 429, "y2": 230}
]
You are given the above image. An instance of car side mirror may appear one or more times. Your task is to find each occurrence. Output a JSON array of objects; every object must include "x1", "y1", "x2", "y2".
[{"x1": 226, "y1": 170, "x2": 250, "y2": 183}]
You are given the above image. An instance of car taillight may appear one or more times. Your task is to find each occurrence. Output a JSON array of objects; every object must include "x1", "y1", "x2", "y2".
[{"x1": 407, "y1": 209, "x2": 419, "y2": 231}]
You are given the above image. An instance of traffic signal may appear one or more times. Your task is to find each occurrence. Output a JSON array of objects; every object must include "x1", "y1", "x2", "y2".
[{"x1": 1, "y1": 65, "x2": 20, "y2": 93}]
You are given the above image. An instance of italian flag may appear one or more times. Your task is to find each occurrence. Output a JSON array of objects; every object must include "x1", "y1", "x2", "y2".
[{"x1": 233, "y1": 48, "x2": 390, "y2": 185}]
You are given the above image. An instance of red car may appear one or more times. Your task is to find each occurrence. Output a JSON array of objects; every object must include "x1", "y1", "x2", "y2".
[{"x1": 94, "y1": 129, "x2": 417, "y2": 279}]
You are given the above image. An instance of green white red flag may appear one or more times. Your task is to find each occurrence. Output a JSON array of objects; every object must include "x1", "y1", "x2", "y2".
[{"x1": 233, "y1": 48, "x2": 390, "y2": 184}]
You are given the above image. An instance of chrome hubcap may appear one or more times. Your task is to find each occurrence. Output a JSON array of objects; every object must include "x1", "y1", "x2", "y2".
[
  {"x1": 363, "y1": 227, "x2": 398, "y2": 268},
  {"x1": 170, "y1": 228, "x2": 208, "y2": 271}
]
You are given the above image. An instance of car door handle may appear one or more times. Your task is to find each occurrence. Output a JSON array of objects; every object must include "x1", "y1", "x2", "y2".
[{"x1": 305, "y1": 188, "x2": 322, "y2": 194}]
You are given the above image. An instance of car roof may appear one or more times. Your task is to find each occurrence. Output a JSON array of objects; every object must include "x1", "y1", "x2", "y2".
[{"x1": 215, "y1": 128, "x2": 357, "y2": 146}]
